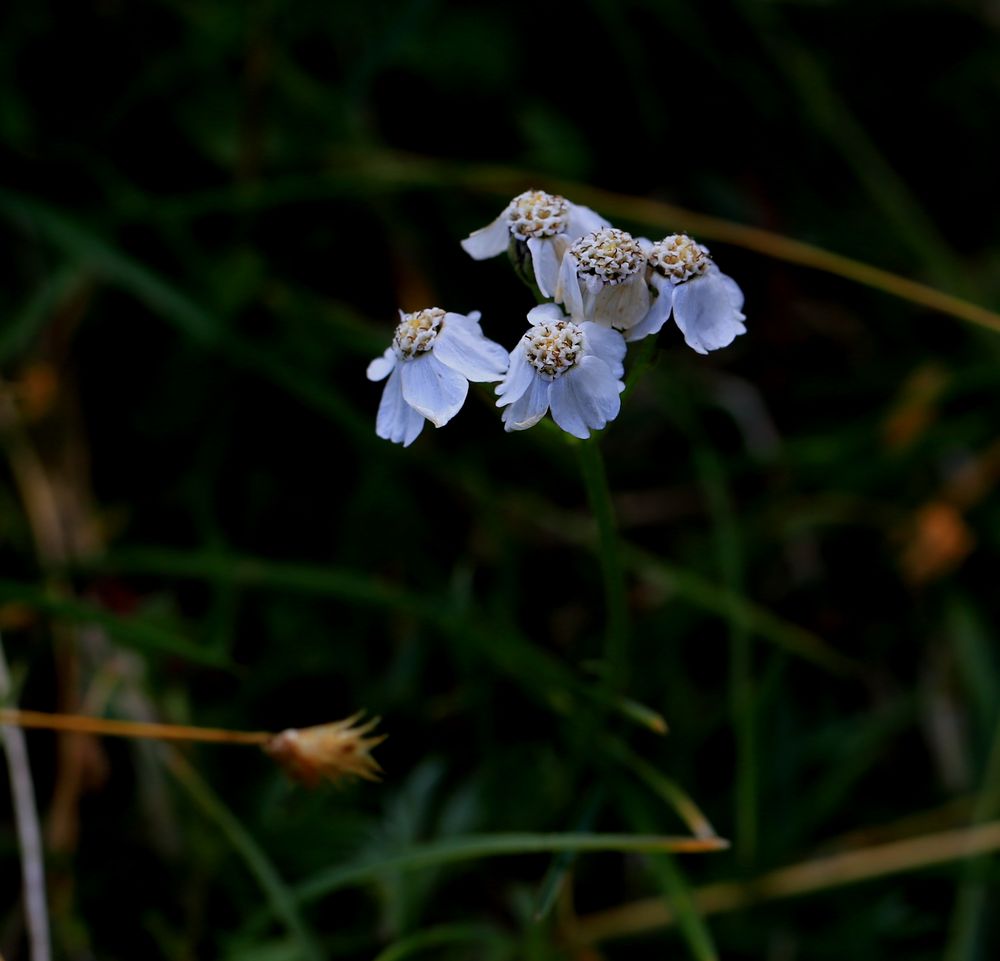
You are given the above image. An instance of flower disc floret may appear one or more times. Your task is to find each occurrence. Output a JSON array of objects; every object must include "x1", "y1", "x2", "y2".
[
  {"x1": 648, "y1": 234, "x2": 711, "y2": 282},
  {"x1": 568, "y1": 227, "x2": 645, "y2": 286},
  {"x1": 525, "y1": 320, "x2": 584, "y2": 378},
  {"x1": 392, "y1": 307, "x2": 444, "y2": 358},
  {"x1": 505, "y1": 190, "x2": 570, "y2": 239}
]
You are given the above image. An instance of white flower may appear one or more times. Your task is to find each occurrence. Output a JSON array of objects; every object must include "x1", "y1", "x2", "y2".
[
  {"x1": 367, "y1": 308, "x2": 508, "y2": 446},
  {"x1": 496, "y1": 303, "x2": 626, "y2": 440},
  {"x1": 626, "y1": 234, "x2": 746, "y2": 353},
  {"x1": 460, "y1": 190, "x2": 608, "y2": 298},
  {"x1": 555, "y1": 227, "x2": 651, "y2": 334}
]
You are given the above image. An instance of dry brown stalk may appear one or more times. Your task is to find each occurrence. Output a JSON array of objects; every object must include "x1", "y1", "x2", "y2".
[{"x1": 573, "y1": 819, "x2": 1000, "y2": 944}]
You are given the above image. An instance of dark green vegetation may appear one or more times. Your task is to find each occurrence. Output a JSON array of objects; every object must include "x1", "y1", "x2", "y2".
[{"x1": 2, "y1": 1, "x2": 1000, "y2": 959}]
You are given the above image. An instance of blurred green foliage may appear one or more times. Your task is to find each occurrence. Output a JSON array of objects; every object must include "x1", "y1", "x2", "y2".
[{"x1": 1, "y1": 1, "x2": 1000, "y2": 959}]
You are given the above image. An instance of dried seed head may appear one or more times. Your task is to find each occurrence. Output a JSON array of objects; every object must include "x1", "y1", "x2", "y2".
[
  {"x1": 505, "y1": 190, "x2": 570, "y2": 239},
  {"x1": 568, "y1": 227, "x2": 645, "y2": 286},
  {"x1": 264, "y1": 713, "x2": 385, "y2": 788},
  {"x1": 393, "y1": 308, "x2": 445, "y2": 359},
  {"x1": 648, "y1": 234, "x2": 712, "y2": 282},
  {"x1": 525, "y1": 319, "x2": 584, "y2": 378}
]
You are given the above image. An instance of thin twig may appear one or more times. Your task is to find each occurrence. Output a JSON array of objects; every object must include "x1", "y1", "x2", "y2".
[{"x1": 0, "y1": 635, "x2": 52, "y2": 961}]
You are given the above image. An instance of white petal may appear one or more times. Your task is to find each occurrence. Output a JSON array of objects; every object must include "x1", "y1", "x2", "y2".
[
  {"x1": 496, "y1": 341, "x2": 536, "y2": 405},
  {"x1": 565, "y1": 204, "x2": 610, "y2": 241},
  {"x1": 528, "y1": 236, "x2": 565, "y2": 299},
  {"x1": 433, "y1": 315, "x2": 508, "y2": 382},
  {"x1": 526, "y1": 302, "x2": 565, "y2": 325},
  {"x1": 625, "y1": 276, "x2": 674, "y2": 343},
  {"x1": 366, "y1": 347, "x2": 396, "y2": 382},
  {"x1": 581, "y1": 323, "x2": 627, "y2": 379},
  {"x1": 549, "y1": 356, "x2": 622, "y2": 439},
  {"x1": 715, "y1": 269, "x2": 745, "y2": 312},
  {"x1": 501, "y1": 372, "x2": 550, "y2": 432},
  {"x1": 400, "y1": 354, "x2": 469, "y2": 427},
  {"x1": 460, "y1": 215, "x2": 511, "y2": 259},
  {"x1": 590, "y1": 275, "x2": 650, "y2": 331},
  {"x1": 376, "y1": 366, "x2": 425, "y2": 446},
  {"x1": 556, "y1": 254, "x2": 585, "y2": 320},
  {"x1": 673, "y1": 271, "x2": 748, "y2": 355}
]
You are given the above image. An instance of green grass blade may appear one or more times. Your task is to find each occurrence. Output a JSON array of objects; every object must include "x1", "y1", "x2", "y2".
[
  {"x1": 624, "y1": 544, "x2": 860, "y2": 675},
  {"x1": 84, "y1": 547, "x2": 667, "y2": 734},
  {"x1": 167, "y1": 752, "x2": 324, "y2": 961},
  {"x1": 0, "y1": 265, "x2": 90, "y2": 365},
  {"x1": 532, "y1": 789, "x2": 604, "y2": 922},
  {"x1": 0, "y1": 579, "x2": 231, "y2": 669},
  {"x1": 372, "y1": 924, "x2": 508, "y2": 961},
  {"x1": 601, "y1": 737, "x2": 717, "y2": 840},
  {"x1": 297, "y1": 832, "x2": 729, "y2": 904},
  {"x1": 0, "y1": 190, "x2": 372, "y2": 444},
  {"x1": 617, "y1": 784, "x2": 719, "y2": 961}
]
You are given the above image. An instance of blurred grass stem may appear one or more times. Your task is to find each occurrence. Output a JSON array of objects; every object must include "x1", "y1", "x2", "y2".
[{"x1": 0, "y1": 637, "x2": 52, "y2": 961}]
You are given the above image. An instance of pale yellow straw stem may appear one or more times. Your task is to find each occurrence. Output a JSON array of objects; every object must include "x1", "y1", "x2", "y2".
[{"x1": 0, "y1": 708, "x2": 271, "y2": 746}]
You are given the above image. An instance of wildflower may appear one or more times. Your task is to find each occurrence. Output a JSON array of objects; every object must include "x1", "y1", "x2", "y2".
[
  {"x1": 461, "y1": 190, "x2": 608, "y2": 298},
  {"x1": 264, "y1": 713, "x2": 386, "y2": 787},
  {"x1": 556, "y1": 227, "x2": 651, "y2": 333},
  {"x1": 367, "y1": 308, "x2": 509, "y2": 446},
  {"x1": 626, "y1": 234, "x2": 746, "y2": 352},
  {"x1": 496, "y1": 303, "x2": 626, "y2": 439}
]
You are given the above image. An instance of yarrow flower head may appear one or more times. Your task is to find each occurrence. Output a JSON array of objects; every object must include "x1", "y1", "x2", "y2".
[
  {"x1": 367, "y1": 308, "x2": 508, "y2": 446},
  {"x1": 627, "y1": 234, "x2": 747, "y2": 352},
  {"x1": 496, "y1": 303, "x2": 626, "y2": 439},
  {"x1": 460, "y1": 190, "x2": 608, "y2": 298},
  {"x1": 556, "y1": 227, "x2": 651, "y2": 333}
]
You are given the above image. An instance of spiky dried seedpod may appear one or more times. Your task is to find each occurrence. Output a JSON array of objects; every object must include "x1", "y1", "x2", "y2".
[{"x1": 264, "y1": 713, "x2": 386, "y2": 788}]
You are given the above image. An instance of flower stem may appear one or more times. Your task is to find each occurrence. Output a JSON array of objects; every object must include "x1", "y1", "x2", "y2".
[
  {"x1": 0, "y1": 708, "x2": 272, "y2": 745},
  {"x1": 576, "y1": 438, "x2": 629, "y2": 690}
]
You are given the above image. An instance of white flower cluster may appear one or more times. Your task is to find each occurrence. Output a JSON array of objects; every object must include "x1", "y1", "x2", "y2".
[{"x1": 369, "y1": 190, "x2": 746, "y2": 445}]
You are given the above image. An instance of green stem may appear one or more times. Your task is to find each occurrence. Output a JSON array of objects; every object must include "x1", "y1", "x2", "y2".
[
  {"x1": 575, "y1": 438, "x2": 629, "y2": 690},
  {"x1": 692, "y1": 436, "x2": 756, "y2": 866},
  {"x1": 943, "y1": 711, "x2": 1000, "y2": 961}
]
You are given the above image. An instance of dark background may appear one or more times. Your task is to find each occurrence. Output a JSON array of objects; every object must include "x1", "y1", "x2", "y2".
[{"x1": 1, "y1": 1, "x2": 999, "y2": 959}]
